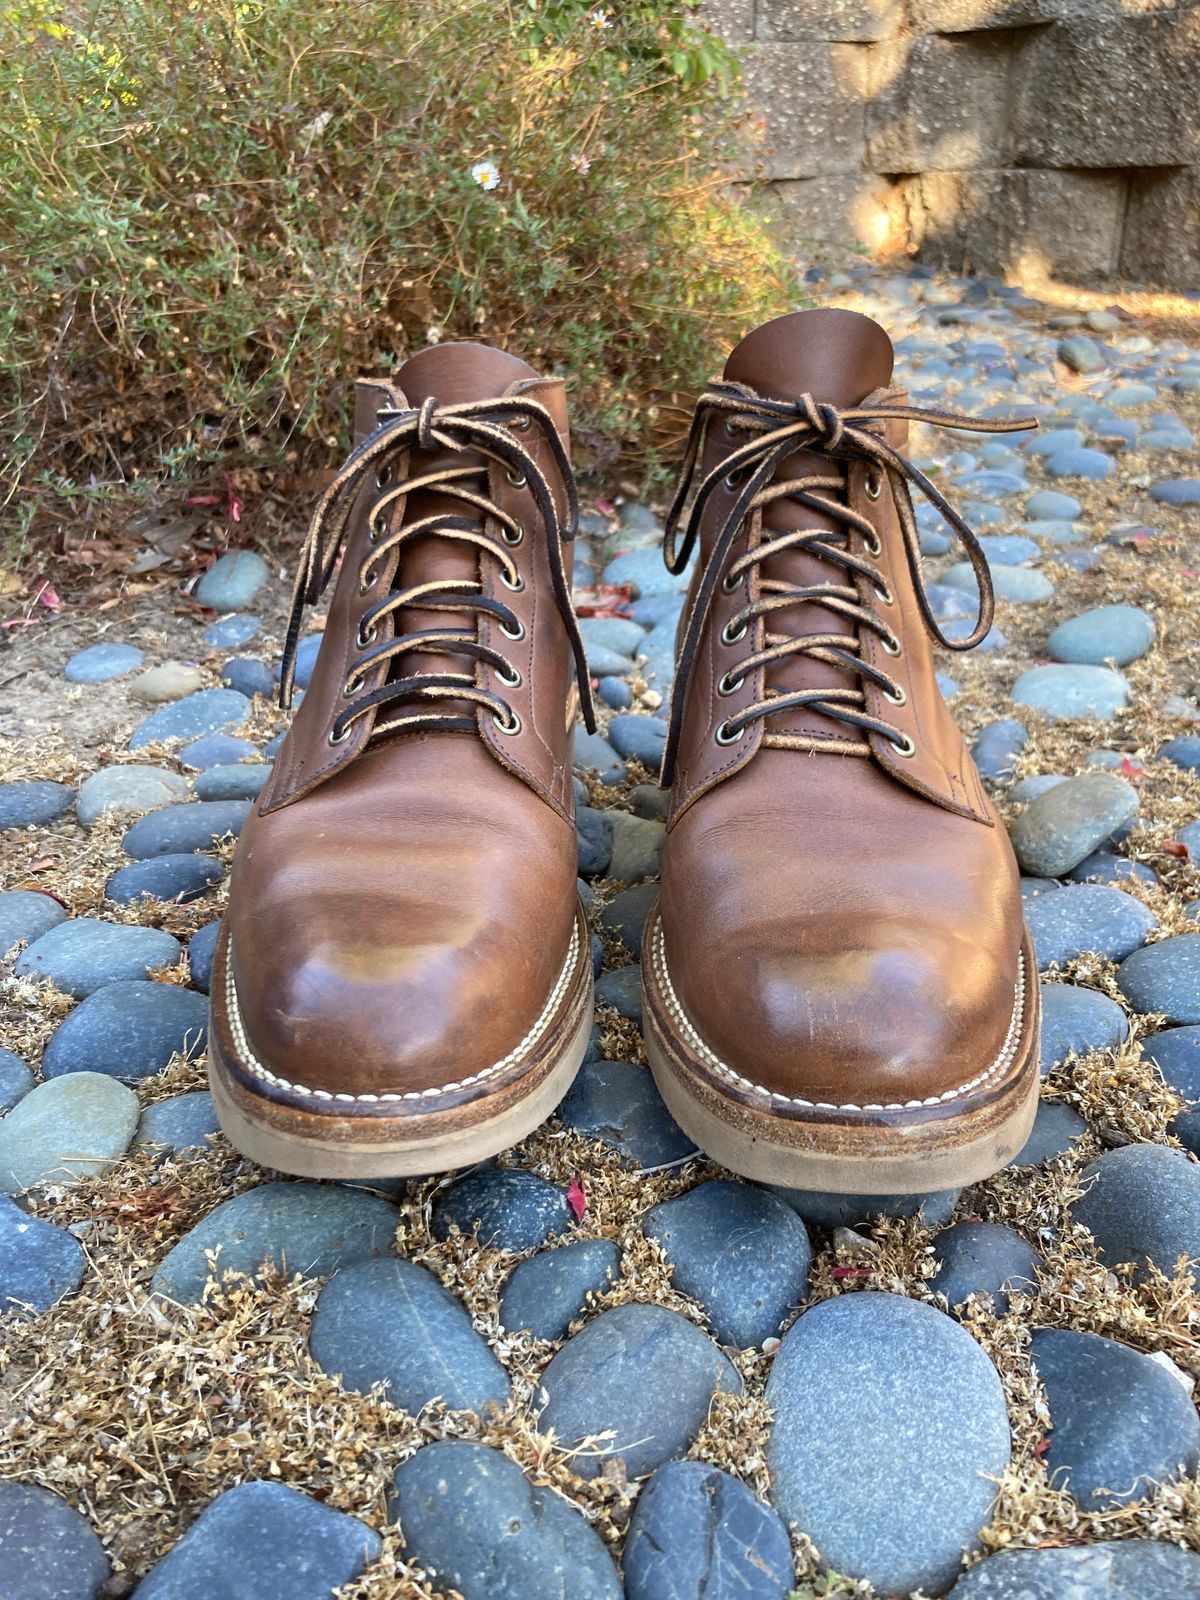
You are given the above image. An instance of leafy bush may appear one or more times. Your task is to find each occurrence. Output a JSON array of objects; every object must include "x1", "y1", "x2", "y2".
[{"x1": 0, "y1": 0, "x2": 793, "y2": 553}]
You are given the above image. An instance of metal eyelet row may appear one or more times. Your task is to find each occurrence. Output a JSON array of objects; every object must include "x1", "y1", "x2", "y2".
[
  {"x1": 704, "y1": 456, "x2": 906, "y2": 756},
  {"x1": 715, "y1": 506, "x2": 746, "y2": 747},
  {"x1": 328, "y1": 434, "x2": 536, "y2": 753}
]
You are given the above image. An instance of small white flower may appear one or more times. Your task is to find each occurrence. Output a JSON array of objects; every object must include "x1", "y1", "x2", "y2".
[
  {"x1": 471, "y1": 160, "x2": 500, "y2": 191},
  {"x1": 300, "y1": 110, "x2": 333, "y2": 144},
  {"x1": 589, "y1": 7, "x2": 610, "y2": 27},
  {"x1": 426, "y1": 324, "x2": 443, "y2": 344},
  {"x1": 570, "y1": 151, "x2": 591, "y2": 174}
]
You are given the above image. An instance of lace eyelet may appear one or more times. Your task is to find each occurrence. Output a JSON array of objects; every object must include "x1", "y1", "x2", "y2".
[
  {"x1": 506, "y1": 467, "x2": 527, "y2": 488},
  {"x1": 510, "y1": 414, "x2": 532, "y2": 432},
  {"x1": 724, "y1": 464, "x2": 749, "y2": 491},
  {"x1": 723, "y1": 419, "x2": 739, "y2": 439},
  {"x1": 890, "y1": 733, "x2": 916, "y2": 758},
  {"x1": 865, "y1": 470, "x2": 883, "y2": 502},
  {"x1": 500, "y1": 525, "x2": 524, "y2": 547},
  {"x1": 492, "y1": 709, "x2": 522, "y2": 736},
  {"x1": 375, "y1": 464, "x2": 391, "y2": 489},
  {"x1": 497, "y1": 663, "x2": 522, "y2": 688},
  {"x1": 883, "y1": 684, "x2": 907, "y2": 707},
  {"x1": 499, "y1": 570, "x2": 525, "y2": 593},
  {"x1": 715, "y1": 719, "x2": 745, "y2": 746},
  {"x1": 341, "y1": 676, "x2": 359, "y2": 699},
  {"x1": 328, "y1": 724, "x2": 352, "y2": 746},
  {"x1": 368, "y1": 517, "x2": 385, "y2": 545},
  {"x1": 863, "y1": 531, "x2": 882, "y2": 557},
  {"x1": 880, "y1": 633, "x2": 901, "y2": 658},
  {"x1": 875, "y1": 583, "x2": 894, "y2": 607},
  {"x1": 721, "y1": 618, "x2": 748, "y2": 646},
  {"x1": 717, "y1": 670, "x2": 744, "y2": 697},
  {"x1": 720, "y1": 569, "x2": 743, "y2": 595},
  {"x1": 359, "y1": 567, "x2": 378, "y2": 595},
  {"x1": 357, "y1": 621, "x2": 378, "y2": 648},
  {"x1": 499, "y1": 617, "x2": 526, "y2": 642}
]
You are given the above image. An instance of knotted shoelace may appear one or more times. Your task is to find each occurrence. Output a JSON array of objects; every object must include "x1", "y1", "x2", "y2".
[
  {"x1": 659, "y1": 381, "x2": 1036, "y2": 783},
  {"x1": 280, "y1": 394, "x2": 597, "y2": 745}
]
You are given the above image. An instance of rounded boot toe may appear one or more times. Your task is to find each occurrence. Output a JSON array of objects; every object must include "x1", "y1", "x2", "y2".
[
  {"x1": 228, "y1": 902, "x2": 577, "y2": 1103},
  {"x1": 660, "y1": 918, "x2": 1023, "y2": 1112}
]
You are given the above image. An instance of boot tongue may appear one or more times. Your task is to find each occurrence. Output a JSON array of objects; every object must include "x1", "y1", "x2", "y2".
[
  {"x1": 718, "y1": 309, "x2": 895, "y2": 748},
  {"x1": 381, "y1": 342, "x2": 543, "y2": 723},
  {"x1": 389, "y1": 341, "x2": 544, "y2": 580},
  {"x1": 723, "y1": 307, "x2": 893, "y2": 406},
  {"x1": 396, "y1": 341, "x2": 540, "y2": 409}
]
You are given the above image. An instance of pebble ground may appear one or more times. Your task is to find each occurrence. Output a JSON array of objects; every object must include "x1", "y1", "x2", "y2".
[{"x1": 2, "y1": 266, "x2": 1200, "y2": 1598}]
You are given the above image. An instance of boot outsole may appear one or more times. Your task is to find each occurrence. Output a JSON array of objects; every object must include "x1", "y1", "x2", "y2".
[
  {"x1": 641, "y1": 906, "x2": 1041, "y2": 1195},
  {"x1": 207, "y1": 904, "x2": 594, "y2": 1179}
]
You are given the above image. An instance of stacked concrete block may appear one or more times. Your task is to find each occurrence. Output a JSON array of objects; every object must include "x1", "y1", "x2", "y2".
[{"x1": 698, "y1": 0, "x2": 1200, "y2": 285}]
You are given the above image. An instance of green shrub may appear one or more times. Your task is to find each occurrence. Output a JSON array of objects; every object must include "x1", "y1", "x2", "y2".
[{"x1": 0, "y1": 0, "x2": 793, "y2": 554}]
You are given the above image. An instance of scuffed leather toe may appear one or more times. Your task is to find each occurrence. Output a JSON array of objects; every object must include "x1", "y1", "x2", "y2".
[
  {"x1": 226, "y1": 740, "x2": 578, "y2": 1101},
  {"x1": 657, "y1": 754, "x2": 1024, "y2": 1112},
  {"x1": 658, "y1": 910, "x2": 1022, "y2": 1111}
]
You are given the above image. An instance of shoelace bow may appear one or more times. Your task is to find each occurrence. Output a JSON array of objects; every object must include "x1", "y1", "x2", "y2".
[
  {"x1": 659, "y1": 381, "x2": 1037, "y2": 783},
  {"x1": 280, "y1": 394, "x2": 597, "y2": 744}
]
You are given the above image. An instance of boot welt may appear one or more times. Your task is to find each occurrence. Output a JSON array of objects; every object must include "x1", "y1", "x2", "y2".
[
  {"x1": 207, "y1": 904, "x2": 594, "y2": 1179},
  {"x1": 641, "y1": 908, "x2": 1041, "y2": 1194}
]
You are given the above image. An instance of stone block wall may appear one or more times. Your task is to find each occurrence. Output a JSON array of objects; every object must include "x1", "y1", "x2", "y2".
[{"x1": 704, "y1": 0, "x2": 1200, "y2": 285}]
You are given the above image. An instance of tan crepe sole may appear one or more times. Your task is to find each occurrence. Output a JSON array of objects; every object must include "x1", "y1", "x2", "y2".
[
  {"x1": 208, "y1": 905, "x2": 593, "y2": 1179},
  {"x1": 642, "y1": 907, "x2": 1041, "y2": 1194}
]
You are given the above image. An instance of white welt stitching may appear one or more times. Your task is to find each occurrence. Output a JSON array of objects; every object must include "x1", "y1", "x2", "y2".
[
  {"x1": 650, "y1": 918, "x2": 1026, "y2": 1114},
  {"x1": 225, "y1": 922, "x2": 581, "y2": 1106}
]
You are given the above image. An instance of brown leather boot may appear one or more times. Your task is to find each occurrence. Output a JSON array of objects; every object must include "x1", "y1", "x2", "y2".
[
  {"x1": 642, "y1": 309, "x2": 1040, "y2": 1193},
  {"x1": 208, "y1": 345, "x2": 596, "y2": 1177}
]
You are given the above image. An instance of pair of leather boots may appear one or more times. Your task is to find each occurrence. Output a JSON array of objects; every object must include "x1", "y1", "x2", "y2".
[{"x1": 208, "y1": 309, "x2": 1041, "y2": 1195}]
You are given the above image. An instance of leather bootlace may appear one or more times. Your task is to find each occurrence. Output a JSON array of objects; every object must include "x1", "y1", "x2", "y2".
[
  {"x1": 279, "y1": 394, "x2": 597, "y2": 744},
  {"x1": 659, "y1": 381, "x2": 1036, "y2": 784}
]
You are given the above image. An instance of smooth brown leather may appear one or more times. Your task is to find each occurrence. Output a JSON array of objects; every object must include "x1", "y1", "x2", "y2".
[
  {"x1": 658, "y1": 309, "x2": 1024, "y2": 1108},
  {"x1": 226, "y1": 345, "x2": 581, "y2": 1099}
]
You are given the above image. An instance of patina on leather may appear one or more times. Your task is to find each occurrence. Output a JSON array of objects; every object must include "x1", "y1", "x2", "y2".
[
  {"x1": 654, "y1": 308, "x2": 1035, "y2": 1114},
  {"x1": 223, "y1": 343, "x2": 593, "y2": 1104}
]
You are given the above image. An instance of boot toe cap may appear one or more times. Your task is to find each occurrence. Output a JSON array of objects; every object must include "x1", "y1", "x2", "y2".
[
  {"x1": 227, "y1": 911, "x2": 578, "y2": 1103},
  {"x1": 656, "y1": 919, "x2": 1024, "y2": 1112}
]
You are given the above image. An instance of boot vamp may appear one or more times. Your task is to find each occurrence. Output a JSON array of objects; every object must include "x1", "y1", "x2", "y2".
[
  {"x1": 226, "y1": 736, "x2": 578, "y2": 1098},
  {"x1": 659, "y1": 749, "x2": 1024, "y2": 1109}
]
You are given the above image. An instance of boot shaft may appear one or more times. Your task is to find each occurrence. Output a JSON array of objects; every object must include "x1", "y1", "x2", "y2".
[{"x1": 262, "y1": 343, "x2": 594, "y2": 822}]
